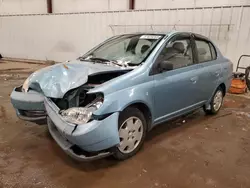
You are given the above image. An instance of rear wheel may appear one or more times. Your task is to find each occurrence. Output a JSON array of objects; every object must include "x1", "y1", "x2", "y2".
[
  {"x1": 204, "y1": 86, "x2": 224, "y2": 115},
  {"x1": 113, "y1": 107, "x2": 147, "y2": 160}
]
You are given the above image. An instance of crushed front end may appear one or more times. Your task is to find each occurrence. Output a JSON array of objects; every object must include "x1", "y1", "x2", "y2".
[
  {"x1": 45, "y1": 84, "x2": 120, "y2": 161},
  {"x1": 10, "y1": 60, "x2": 129, "y2": 125}
]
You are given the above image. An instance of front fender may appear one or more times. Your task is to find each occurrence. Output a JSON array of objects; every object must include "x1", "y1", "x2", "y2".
[{"x1": 93, "y1": 81, "x2": 155, "y2": 119}]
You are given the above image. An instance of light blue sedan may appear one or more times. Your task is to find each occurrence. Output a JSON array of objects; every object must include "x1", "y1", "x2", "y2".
[{"x1": 11, "y1": 31, "x2": 233, "y2": 161}]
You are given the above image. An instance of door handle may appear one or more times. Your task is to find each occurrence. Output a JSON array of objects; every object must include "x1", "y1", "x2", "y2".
[
  {"x1": 215, "y1": 71, "x2": 220, "y2": 77},
  {"x1": 190, "y1": 77, "x2": 198, "y2": 84}
]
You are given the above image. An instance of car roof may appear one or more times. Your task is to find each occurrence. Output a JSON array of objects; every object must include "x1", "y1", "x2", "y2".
[
  {"x1": 119, "y1": 31, "x2": 210, "y2": 41},
  {"x1": 117, "y1": 32, "x2": 169, "y2": 36}
]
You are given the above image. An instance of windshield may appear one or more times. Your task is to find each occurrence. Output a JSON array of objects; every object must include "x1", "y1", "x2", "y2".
[{"x1": 80, "y1": 34, "x2": 164, "y2": 67}]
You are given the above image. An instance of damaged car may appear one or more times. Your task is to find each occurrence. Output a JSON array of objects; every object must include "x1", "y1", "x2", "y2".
[{"x1": 11, "y1": 31, "x2": 233, "y2": 161}]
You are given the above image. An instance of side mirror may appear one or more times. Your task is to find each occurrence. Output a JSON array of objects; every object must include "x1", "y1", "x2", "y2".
[{"x1": 159, "y1": 61, "x2": 174, "y2": 72}]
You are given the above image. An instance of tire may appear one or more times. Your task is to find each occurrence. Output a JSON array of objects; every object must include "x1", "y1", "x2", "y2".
[
  {"x1": 113, "y1": 107, "x2": 147, "y2": 160},
  {"x1": 203, "y1": 86, "x2": 224, "y2": 115}
]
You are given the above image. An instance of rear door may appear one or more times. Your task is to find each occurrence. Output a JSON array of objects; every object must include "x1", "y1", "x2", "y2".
[{"x1": 193, "y1": 37, "x2": 222, "y2": 101}]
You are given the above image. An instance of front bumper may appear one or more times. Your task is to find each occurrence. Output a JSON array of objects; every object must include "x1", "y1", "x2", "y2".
[
  {"x1": 44, "y1": 97, "x2": 120, "y2": 161},
  {"x1": 10, "y1": 86, "x2": 47, "y2": 124}
]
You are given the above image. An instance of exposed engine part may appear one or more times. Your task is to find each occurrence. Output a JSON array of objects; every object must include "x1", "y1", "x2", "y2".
[
  {"x1": 49, "y1": 70, "x2": 130, "y2": 110},
  {"x1": 87, "y1": 71, "x2": 130, "y2": 85},
  {"x1": 52, "y1": 88, "x2": 97, "y2": 110},
  {"x1": 53, "y1": 70, "x2": 129, "y2": 109}
]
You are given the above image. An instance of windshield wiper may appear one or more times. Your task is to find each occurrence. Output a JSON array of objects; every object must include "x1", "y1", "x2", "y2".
[
  {"x1": 78, "y1": 56, "x2": 109, "y2": 64},
  {"x1": 79, "y1": 56, "x2": 124, "y2": 67},
  {"x1": 90, "y1": 57, "x2": 125, "y2": 67},
  {"x1": 78, "y1": 56, "x2": 88, "y2": 61},
  {"x1": 89, "y1": 57, "x2": 111, "y2": 62}
]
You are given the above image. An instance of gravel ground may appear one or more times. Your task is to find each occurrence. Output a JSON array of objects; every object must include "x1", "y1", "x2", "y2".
[{"x1": 0, "y1": 60, "x2": 250, "y2": 188}]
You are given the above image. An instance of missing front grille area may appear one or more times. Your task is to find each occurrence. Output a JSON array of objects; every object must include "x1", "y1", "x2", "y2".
[{"x1": 19, "y1": 110, "x2": 46, "y2": 117}]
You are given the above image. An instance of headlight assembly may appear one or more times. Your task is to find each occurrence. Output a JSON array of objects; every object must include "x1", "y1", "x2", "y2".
[{"x1": 60, "y1": 97, "x2": 103, "y2": 125}]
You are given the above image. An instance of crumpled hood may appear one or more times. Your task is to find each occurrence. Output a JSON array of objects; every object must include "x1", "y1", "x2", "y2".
[{"x1": 25, "y1": 60, "x2": 122, "y2": 98}]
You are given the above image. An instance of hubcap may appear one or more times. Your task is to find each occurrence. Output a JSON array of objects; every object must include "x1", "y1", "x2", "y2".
[
  {"x1": 118, "y1": 117, "x2": 143, "y2": 154},
  {"x1": 213, "y1": 90, "x2": 223, "y2": 111}
]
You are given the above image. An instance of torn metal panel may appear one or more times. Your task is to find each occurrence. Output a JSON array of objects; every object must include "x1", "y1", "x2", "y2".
[{"x1": 24, "y1": 60, "x2": 126, "y2": 98}]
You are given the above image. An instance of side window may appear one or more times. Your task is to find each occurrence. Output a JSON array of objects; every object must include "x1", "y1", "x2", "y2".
[
  {"x1": 209, "y1": 43, "x2": 217, "y2": 60},
  {"x1": 195, "y1": 40, "x2": 216, "y2": 63},
  {"x1": 156, "y1": 37, "x2": 194, "y2": 71}
]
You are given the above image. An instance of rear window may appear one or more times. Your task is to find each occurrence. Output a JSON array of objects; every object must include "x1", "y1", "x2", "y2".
[{"x1": 195, "y1": 40, "x2": 217, "y2": 63}]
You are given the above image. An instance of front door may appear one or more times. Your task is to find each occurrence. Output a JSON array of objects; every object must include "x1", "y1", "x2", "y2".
[{"x1": 152, "y1": 34, "x2": 203, "y2": 125}]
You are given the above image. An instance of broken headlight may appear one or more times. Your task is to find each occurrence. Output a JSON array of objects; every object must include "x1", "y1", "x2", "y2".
[{"x1": 60, "y1": 98, "x2": 103, "y2": 125}]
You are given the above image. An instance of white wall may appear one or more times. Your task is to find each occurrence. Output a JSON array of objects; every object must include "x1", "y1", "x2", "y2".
[
  {"x1": 1, "y1": 0, "x2": 250, "y2": 15},
  {"x1": 0, "y1": 0, "x2": 129, "y2": 15},
  {"x1": 53, "y1": 0, "x2": 129, "y2": 13},
  {"x1": 0, "y1": 0, "x2": 47, "y2": 15},
  {"x1": 1, "y1": 5, "x2": 250, "y2": 69},
  {"x1": 135, "y1": 0, "x2": 250, "y2": 9}
]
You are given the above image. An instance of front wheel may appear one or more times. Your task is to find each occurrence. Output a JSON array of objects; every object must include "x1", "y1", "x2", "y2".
[
  {"x1": 113, "y1": 107, "x2": 147, "y2": 160},
  {"x1": 204, "y1": 87, "x2": 224, "y2": 115}
]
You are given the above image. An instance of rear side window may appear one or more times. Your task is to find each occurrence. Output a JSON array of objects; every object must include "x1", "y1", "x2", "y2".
[
  {"x1": 195, "y1": 40, "x2": 216, "y2": 63},
  {"x1": 209, "y1": 43, "x2": 217, "y2": 60}
]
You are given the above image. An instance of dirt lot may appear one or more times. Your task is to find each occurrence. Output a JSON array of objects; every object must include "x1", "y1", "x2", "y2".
[{"x1": 0, "y1": 60, "x2": 250, "y2": 188}]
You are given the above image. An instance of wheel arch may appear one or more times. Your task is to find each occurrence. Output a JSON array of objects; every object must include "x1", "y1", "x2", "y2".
[
  {"x1": 218, "y1": 83, "x2": 226, "y2": 96},
  {"x1": 121, "y1": 101, "x2": 152, "y2": 131},
  {"x1": 205, "y1": 82, "x2": 226, "y2": 108}
]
